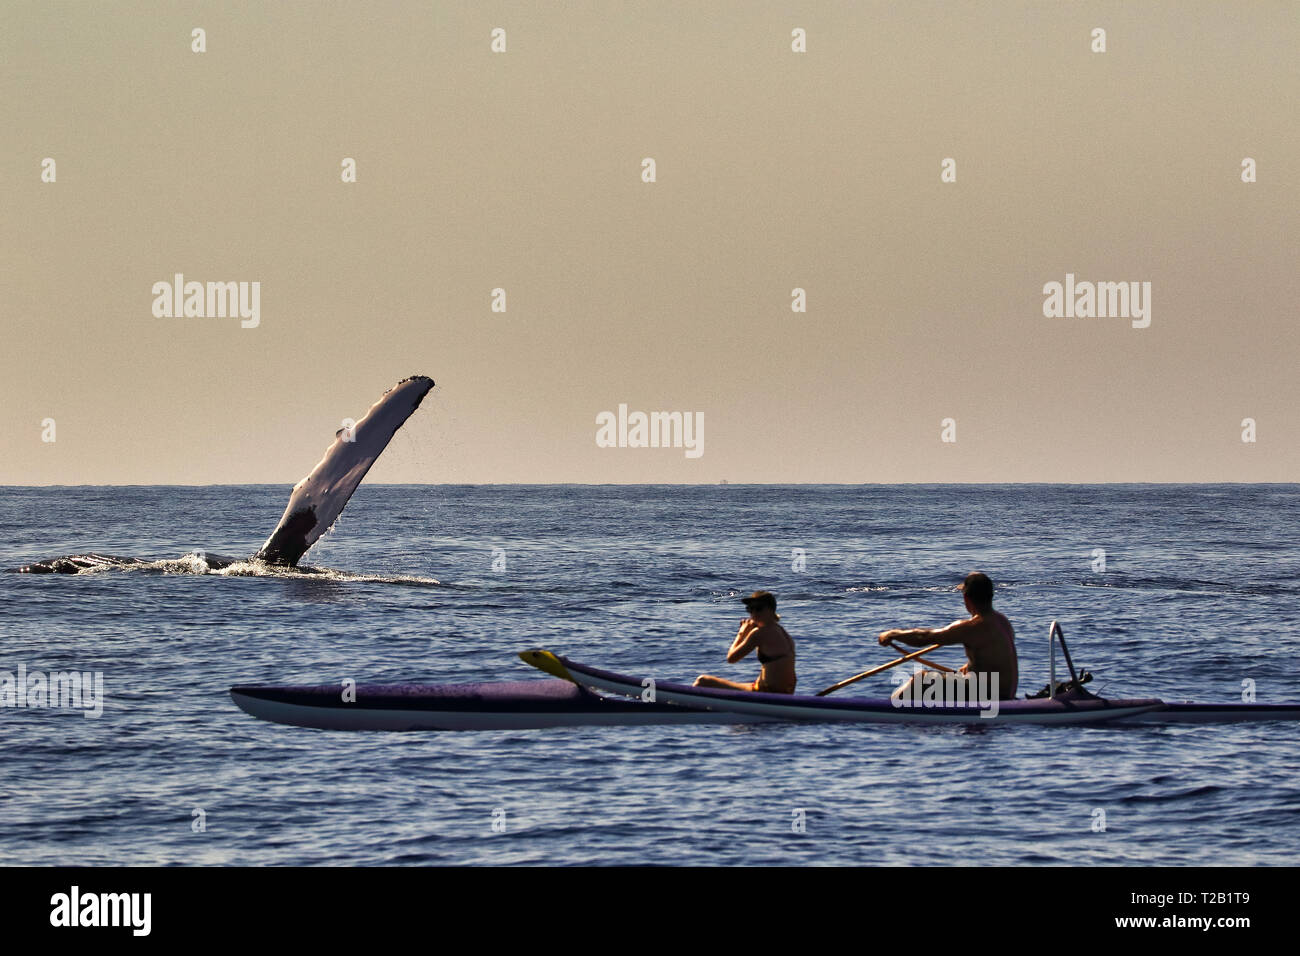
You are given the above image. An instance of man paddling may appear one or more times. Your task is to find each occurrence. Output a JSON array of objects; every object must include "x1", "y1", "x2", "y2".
[
  {"x1": 879, "y1": 572, "x2": 1018, "y2": 701},
  {"x1": 695, "y1": 591, "x2": 797, "y2": 693}
]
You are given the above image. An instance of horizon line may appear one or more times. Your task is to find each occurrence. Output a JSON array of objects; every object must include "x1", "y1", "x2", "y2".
[{"x1": 3, "y1": 481, "x2": 1298, "y2": 489}]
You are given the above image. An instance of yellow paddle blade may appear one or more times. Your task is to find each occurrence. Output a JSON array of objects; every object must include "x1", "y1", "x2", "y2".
[{"x1": 519, "y1": 648, "x2": 575, "y2": 683}]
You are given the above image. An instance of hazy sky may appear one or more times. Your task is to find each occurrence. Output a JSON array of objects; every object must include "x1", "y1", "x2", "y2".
[{"x1": 3, "y1": 1, "x2": 1296, "y2": 484}]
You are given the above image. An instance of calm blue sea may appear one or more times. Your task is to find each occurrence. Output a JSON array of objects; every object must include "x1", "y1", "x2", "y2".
[{"x1": 1, "y1": 484, "x2": 1298, "y2": 865}]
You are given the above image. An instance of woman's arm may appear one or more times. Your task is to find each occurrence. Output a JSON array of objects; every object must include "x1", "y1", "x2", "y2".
[{"x1": 727, "y1": 619, "x2": 762, "y2": 663}]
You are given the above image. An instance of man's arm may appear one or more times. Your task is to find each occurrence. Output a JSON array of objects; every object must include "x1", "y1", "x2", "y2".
[{"x1": 879, "y1": 619, "x2": 973, "y2": 647}]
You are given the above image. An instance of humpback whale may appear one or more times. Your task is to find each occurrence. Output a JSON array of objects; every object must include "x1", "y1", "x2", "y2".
[{"x1": 12, "y1": 375, "x2": 435, "y2": 574}]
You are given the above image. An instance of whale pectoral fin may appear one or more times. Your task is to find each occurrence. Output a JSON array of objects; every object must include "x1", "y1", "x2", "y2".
[
  {"x1": 254, "y1": 507, "x2": 319, "y2": 566},
  {"x1": 254, "y1": 375, "x2": 435, "y2": 566}
]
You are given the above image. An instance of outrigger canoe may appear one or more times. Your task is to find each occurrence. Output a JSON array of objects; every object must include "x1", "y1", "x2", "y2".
[
  {"x1": 231, "y1": 628, "x2": 1300, "y2": 731},
  {"x1": 229, "y1": 672, "x2": 1166, "y2": 731},
  {"x1": 229, "y1": 663, "x2": 1300, "y2": 731}
]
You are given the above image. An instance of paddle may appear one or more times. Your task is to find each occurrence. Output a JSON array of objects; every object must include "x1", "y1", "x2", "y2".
[
  {"x1": 519, "y1": 648, "x2": 576, "y2": 683},
  {"x1": 814, "y1": 642, "x2": 946, "y2": 697},
  {"x1": 889, "y1": 640, "x2": 955, "y2": 675}
]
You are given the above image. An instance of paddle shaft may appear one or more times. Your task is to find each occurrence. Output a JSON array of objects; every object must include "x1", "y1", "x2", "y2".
[
  {"x1": 815, "y1": 642, "x2": 946, "y2": 697},
  {"x1": 890, "y1": 641, "x2": 956, "y2": 675}
]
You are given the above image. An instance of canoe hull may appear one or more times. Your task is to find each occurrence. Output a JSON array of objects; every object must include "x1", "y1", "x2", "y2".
[{"x1": 230, "y1": 679, "x2": 769, "y2": 731}]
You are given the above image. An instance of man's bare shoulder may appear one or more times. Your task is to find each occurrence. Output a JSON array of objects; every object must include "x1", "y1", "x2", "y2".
[
  {"x1": 972, "y1": 611, "x2": 1015, "y2": 644},
  {"x1": 932, "y1": 618, "x2": 978, "y2": 642}
]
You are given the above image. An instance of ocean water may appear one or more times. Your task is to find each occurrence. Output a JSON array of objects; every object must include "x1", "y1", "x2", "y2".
[{"x1": 1, "y1": 484, "x2": 1298, "y2": 866}]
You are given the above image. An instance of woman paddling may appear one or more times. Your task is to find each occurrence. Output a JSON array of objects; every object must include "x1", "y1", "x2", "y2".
[{"x1": 694, "y1": 591, "x2": 797, "y2": 694}]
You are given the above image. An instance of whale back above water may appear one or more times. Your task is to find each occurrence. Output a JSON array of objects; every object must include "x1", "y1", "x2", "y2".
[{"x1": 11, "y1": 375, "x2": 436, "y2": 574}]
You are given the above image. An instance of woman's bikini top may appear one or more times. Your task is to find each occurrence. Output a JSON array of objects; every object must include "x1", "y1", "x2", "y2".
[{"x1": 758, "y1": 632, "x2": 795, "y2": 665}]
